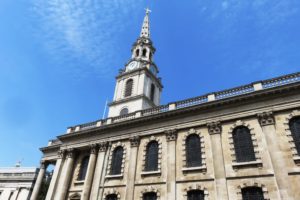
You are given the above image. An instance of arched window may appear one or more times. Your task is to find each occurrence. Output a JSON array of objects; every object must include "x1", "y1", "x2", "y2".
[
  {"x1": 150, "y1": 84, "x2": 155, "y2": 102},
  {"x1": 106, "y1": 194, "x2": 118, "y2": 200},
  {"x1": 120, "y1": 108, "x2": 129, "y2": 116},
  {"x1": 145, "y1": 141, "x2": 159, "y2": 171},
  {"x1": 78, "y1": 156, "x2": 89, "y2": 180},
  {"x1": 142, "y1": 48, "x2": 147, "y2": 57},
  {"x1": 110, "y1": 146, "x2": 124, "y2": 175},
  {"x1": 233, "y1": 126, "x2": 256, "y2": 162},
  {"x1": 241, "y1": 187, "x2": 264, "y2": 200},
  {"x1": 186, "y1": 134, "x2": 202, "y2": 167},
  {"x1": 136, "y1": 49, "x2": 140, "y2": 57},
  {"x1": 143, "y1": 192, "x2": 157, "y2": 200},
  {"x1": 187, "y1": 190, "x2": 205, "y2": 200},
  {"x1": 289, "y1": 117, "x2": 300, "y2": 155},
  {"x1": 124, "y1": 79, "x2": 133, "y2": 97}
]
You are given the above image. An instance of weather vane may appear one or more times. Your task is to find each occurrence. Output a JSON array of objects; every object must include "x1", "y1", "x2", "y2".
[{"x1": 145, "y1": 8, "x2": 152, "y2": 14}]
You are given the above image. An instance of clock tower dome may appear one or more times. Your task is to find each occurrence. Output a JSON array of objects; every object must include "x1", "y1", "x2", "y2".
[{"x1": 108, "y1": 9, "x2": 163, "y2": 117}]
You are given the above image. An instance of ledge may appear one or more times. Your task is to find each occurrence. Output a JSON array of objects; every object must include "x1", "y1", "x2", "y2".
[
  {"x1": 182, "y1": 166, "x2": 207, "y2": 173},
  {"x1": 232, "y1": 160, "x2": 263, "y2": 169},
  {"x1": 74, "y1": 180, "x2": 85, "y2": 185},
  {"x1": 293, "y1": 156, "x2": 300, "y2": 164},
  {"x1": 141, "y1": 170, "x2": 161, "y2": 176},
  {"x1": 105, "y1": 174, "x2": 123, "y2": 179}
]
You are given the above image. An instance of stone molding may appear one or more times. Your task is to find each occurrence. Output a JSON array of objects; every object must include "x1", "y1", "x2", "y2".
[
  {"x1": 69, "y1": 192, "x2": 81, "y2": 200},
  {"x1": 183, "y1": 184, "x2": 209, "y2": 199},
  {"x1": 283, "y1": 109, "x2": 300, "y2": 158},
  {"x1": 257, "y1": 112, "x2": 275, "y2": 126},
  {"x1": 207, "y1": 121, "x2": 222, "y2": 135},
  {"x1": 182, "y1": 128, "x2": 207, "y2": 172},
  {"x1": 90, "y1": 144, "x2": 98, "y2": 154},
  {"x1": 40, "y1": 160, "x2": 47, "y2": 169},
  {"x1": 142, "y1": 136, "x2": 162, "y2": 173},
  {"x1": 103, "y1": 188, "x2": 121, "y2": 200},
  {"x1": 236, "y1": 181, "x2": 269, "y2": 200},
  {"x1": 130, "y1": 136, "x2": 140, "y2": 147},
  {"x1": 67, "y1": 148, "x2": 75, "y2": 158},
  {"x1": 165, "y1": 129, "x2": 177, "y2": 141},
  {"x1": 140, "y1": 186, "x2": 160, "y2": 200},
  {"x1": 106, "y1": 142, "x2": 126, "y2": 177},
  {"x1": 228, "y1": 120, "x2": 261, "y2": 167},
  {"x1": 99, "y1": 142, "x2": 108, "y2": 152},
  {"x1": 57, "y1": 150, "x2": 65, "y2": 159}
]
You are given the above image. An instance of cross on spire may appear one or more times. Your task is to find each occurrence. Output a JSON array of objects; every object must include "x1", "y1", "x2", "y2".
[{"x1": 140, "y1": 8, "x2": 151, "y2": 38}]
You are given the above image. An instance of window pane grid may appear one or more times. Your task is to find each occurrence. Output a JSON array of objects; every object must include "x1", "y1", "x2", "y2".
[
  {"x1": 145, "y1": 141, "x2": 159, "y2": 171},
  {"x1": 290, "y1": 117, "x2": 300, "y2": 155},
  {"x1": 111, "y1": 147, "x2": 123, "y2": 175},
  {"x1": 186, "y1": 134, "x2": 202, "y2": 167},
  {"x1": 233, "y1": 127, "x2": 256, "y2": 162},
  {"x1": 125, "y1": 79, "x2": 133, "y2": 97}
]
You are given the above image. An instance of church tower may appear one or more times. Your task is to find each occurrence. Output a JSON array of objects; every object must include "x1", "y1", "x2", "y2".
[{"x1": 108, "y1": 9, "x2": 163, "y2": 117}]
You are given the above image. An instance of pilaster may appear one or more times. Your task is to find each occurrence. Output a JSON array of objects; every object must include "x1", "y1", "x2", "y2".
[
  {"x1": 207, "y1": 121, "x2": 229, "y2": 200},
  {"x1": 166, "y1": 129, "x2": 177, "y2": 200},
  {"x1": 125, "y1": 136, "x2": 140, "y2": 199},
  {"x1": 258, "y1": 112, "x2": 293, "y2": 199}
]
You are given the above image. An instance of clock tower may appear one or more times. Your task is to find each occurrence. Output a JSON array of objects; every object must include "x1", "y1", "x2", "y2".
[{"x1": 108, "y1": 9, "x2": 163, "y2": 117}]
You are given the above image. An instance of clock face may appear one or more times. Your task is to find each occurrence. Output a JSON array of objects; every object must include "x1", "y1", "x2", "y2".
[{"x1": 127, "y1": 61, "x2": 138, "y2": 71}]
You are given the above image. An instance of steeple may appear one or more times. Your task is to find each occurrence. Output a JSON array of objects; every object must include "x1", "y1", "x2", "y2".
[
  {"x1": 107, "y1": 9, "x2": 163, "y2": 118},
  {"x1": 140, "y1": 8, "x2": 151, "y2": 38}
]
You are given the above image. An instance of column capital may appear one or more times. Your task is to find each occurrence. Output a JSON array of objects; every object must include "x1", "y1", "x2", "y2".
[
  {"x1": 165, "y1": 129, "x2": 177, "y2": 142},
  {"x1": 57, "y1": 150, "x2": 65, "y2": 158},
  {"x1": 207, "y1": 121, "x2": 222, "y2": 135},
  {"x1": 98, "y1": 142, "x2": 108, "y2": 152},
  {"x1": 66, "y1": 148, "x2": 75, "y2": 158},
  {"x1": 257, "y1": 111, "x2": 275, "y2": 126},
  {"x1": 40, "y1": 160, "x2": 48, "y2": 169},
  {"x1": 130, "y1": 136, "x2": 140, "y2": 147},
  {"x1": 90, "y1": 144, "x2": 98, "y2": 154}
]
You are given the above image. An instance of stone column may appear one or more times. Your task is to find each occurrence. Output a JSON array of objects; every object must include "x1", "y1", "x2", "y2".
[
  {"x1": 258, "y1": 112, "x2": 293, "y2": 199},
  {"x1": 45, "y1": 150, "x2": 64, "y2": 200},
  {"x1": 125, "y1": 136, "x2": 140, "y2": 200},
  {"x1": 81, "y1": 145, "x2": 98, "y2": 200},
  {"x1": 56, "y1": 148, "x2": 76, "y2": 200},
  {"x1": 207, "y1": 122, "x2": 229, "y2": 200},
  {"x1": 90, "y1": 142, "x2": 108, "y2": 200},
  {"x1": 166, "y1": 130, "x2": 177, "y2": 200},
  {"x1": 30, "y1": 160, "x2": 47, "y2": 200}
]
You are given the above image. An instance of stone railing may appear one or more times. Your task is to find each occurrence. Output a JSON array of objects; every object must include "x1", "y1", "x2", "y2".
[{"x1": 65, "y1": 72, "x2": 300, "y2": 134}]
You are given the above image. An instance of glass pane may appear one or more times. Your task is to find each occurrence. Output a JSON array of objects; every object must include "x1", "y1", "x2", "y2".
[
  {"x1": 145, "y1": 141, "x2": 159, "y2": 171},
  {"x1": 111, "y1": 147, "x2": 123, "y2": 175},
  {"x1": 290, "y1": 117, "x2": 300, "y2": 155},
  {"x1": 78, "y1": 156, "x2": 89, "y2": 180},
  {"x1": 186, "y1": 134, "x2": 202, "y2": 167},
  {"x1": 143, "y1": 192, "x2": 157, "y2": 200},
  {"x1": 242, "y1": 187, "x2": 264, "y2": 200},
  {"x1": 187, "y1": 190, "x2": 204, "y2": 200},
  {"x1": 233, "y1": 126, "x2": 256, "y2": 162}
]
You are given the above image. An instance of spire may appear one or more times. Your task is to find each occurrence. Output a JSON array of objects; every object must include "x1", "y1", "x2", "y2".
[{"x1": 140, "y1": 8, "x2": 151, "y2": 38}]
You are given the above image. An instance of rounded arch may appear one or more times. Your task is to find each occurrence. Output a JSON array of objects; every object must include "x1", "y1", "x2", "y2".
[
  {"x1": 145, "y1": 140, "x2": 159, "y2": 171},
  {"x1": 185, "y1": 134, "x2": 202, "y2": 167},
  {"x1": 140, "y1": 186, "x2": 160, "y2": 200},
  {"x1": 136, "y1": 49, "x2": 140, "y2": 57},
  {"x1": 183, "y1": 184, "x2": 208, "y2": 200},
  {"x1": 124, "y1": 79, "x2": 133, "y2": 97},
  {"x1": 103, "y1": 189, "x2": 121, "y2": 200},
  {"x1": 142, "y1": 136, "x2": 162, "y2": 172},
  {"x1": 120, "y1": 107, "x2": 129, "y2": 116},
  {"x1": 142, "y1": 48, "x2": 147, "y2": 57},
  {"x1": 237, "y1": 181, "x2": 269, "y2": 200},
  {"x1": 107, "y1": 142, "x2": 126, "y2": 176}
]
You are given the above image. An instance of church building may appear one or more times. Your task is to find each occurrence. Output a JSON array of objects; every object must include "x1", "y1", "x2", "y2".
[{"x1": 31, "y1": 10, "x2": 300, "y2": 200}]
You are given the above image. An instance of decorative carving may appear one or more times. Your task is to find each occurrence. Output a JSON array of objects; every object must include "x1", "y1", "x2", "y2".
[
  {"x1": 236, "y1": 182, "x2": 269, "y2": 200},
  {"x1": 57, "y1": 150, "x2": 64, "y2": 158},
  {"x1": 130, "y1": 136, "x2": 140, "y2": 147},
  {"x1": 90, "y1": 144, "x2": 98, "y2": 154},
  {"x1": 207, "y1": 121, "x2": 222, "y2": 135},
  {"x1": 40, "y1": 160, "x2": 47, "y2": 169},
  {"x1": 140, "y1": 186, "x2": 160, "y2": 200},
  {"x1": 67, "y1": 148, "x2": 75, "y2": 158},
  {"x1": 183, "y1": 184, "x2": 209, "y2": 199},
  {"x1": 165, "y1": 129, "x2": 177, "y2": 141},
  {"x1": 99, "y1": 142, "x2": 108, "y2": 152},
  {"x1": 257, "y1": 112, "x2": 275, "y2": 126}
]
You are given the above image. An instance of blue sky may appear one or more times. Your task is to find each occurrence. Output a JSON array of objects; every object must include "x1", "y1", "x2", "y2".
[{"x1": 0, "y1": 0, "x2": 299, "y2": 167}]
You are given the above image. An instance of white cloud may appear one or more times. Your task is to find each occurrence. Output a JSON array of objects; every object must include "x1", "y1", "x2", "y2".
[{"x1": 31, "y1": 0, "x2": 143, "y2": 78}]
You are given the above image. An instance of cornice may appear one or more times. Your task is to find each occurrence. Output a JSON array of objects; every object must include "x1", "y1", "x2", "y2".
[
  {"x1": 55, "y1": 81, "x2": 300, "y2": 142},
  {"x1": 108, "y1": 94, "x2": 156, "y2": 107}
]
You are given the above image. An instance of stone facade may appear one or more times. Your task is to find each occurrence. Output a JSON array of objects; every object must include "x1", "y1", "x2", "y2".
[
  {"x1": 31, "y1": 9, "x2": 300, "y2": 200},
  {"x1": 0, "y1": 166, "x2": 38, "y2": 200}
]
